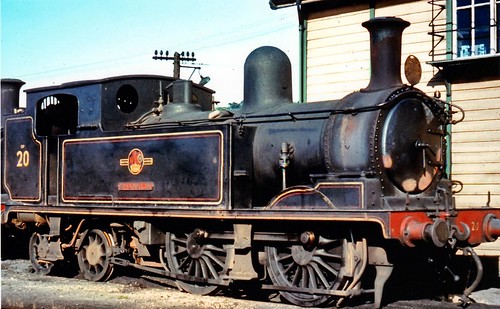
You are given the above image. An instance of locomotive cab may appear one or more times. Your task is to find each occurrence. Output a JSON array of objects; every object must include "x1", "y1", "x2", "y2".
[
  {"x1": 26, "y1": 75, "x2": 215, "y2": 132},
  {"x1": 2, "y1": 75, "x2": 216, "y2": 204}
]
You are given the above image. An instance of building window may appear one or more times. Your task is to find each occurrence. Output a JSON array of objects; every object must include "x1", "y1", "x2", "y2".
[{"x1": 454, "y1": 0, "x2": 499, "y2": 58}]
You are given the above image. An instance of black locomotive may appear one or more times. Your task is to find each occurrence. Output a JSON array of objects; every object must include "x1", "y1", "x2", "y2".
[{"x1": 2, "y1": 17, "x2": 499, "y2": 307}]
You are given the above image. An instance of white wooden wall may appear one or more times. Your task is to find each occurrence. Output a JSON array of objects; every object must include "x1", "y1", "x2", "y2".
[
  {"x1": 451, "y1": 80, "x2": 500, "y2": 208},
  {"x1": 307, "y1": 9, "x2": 371, "y2": 102}
]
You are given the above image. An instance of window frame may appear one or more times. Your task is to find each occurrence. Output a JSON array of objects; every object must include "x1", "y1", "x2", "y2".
[{"x1": 453, "y1": 0, "x2": 499, "y2": 59}]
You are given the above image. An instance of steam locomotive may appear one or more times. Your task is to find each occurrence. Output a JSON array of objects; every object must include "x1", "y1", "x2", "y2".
[{"x1": 2, "y1": 17, "x2": 499, "y2": 308}]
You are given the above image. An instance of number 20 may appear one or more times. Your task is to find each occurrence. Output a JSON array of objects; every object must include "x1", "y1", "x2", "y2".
[
  {"x1": 471, "y1": 221, "x2": 479, "y2": 231},
  {"x1": 16, "y1": 150, "x2": 30, "y2": 167}
]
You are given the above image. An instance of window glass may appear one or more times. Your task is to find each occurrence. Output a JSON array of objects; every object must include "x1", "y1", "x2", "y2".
[
  {"x1": 498, "y1": 2, "x2": 500, "y2": 52},
  {"x1": 475, "y1": 4, "x2": 490, "y2": 55},
  {"x1": 457, "y1": 8, "x2": 472, "y2": 57},
  {"x1": 455, "y1": 0, "x2": 497, "y2": 58}
]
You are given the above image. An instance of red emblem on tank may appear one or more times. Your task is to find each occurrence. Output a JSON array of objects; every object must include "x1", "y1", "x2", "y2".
[{"x1": 120, "y1": 148, "x2": 153, "y2": 175}]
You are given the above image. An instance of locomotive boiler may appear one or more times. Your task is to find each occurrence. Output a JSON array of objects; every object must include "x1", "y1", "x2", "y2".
[{"x1": 2, "y1": 17, "x2": 500, "y2": 308}]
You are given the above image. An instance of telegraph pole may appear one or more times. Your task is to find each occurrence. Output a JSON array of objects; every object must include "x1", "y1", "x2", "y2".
[{"x1": 152, "y1": 50, "x2": 196, "y2": 79}]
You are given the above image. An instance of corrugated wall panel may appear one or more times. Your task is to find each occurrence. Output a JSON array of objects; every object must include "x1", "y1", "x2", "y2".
[
  {"x1": 457, "y1": 109, "x2": 500, "y2": 122},
  {"x1": 306, "y1": 8, "x2": 371, "y2": 102},
  {"x1": 453, "y1": 130, "x2": 500, "y2": 143},
  {"x1": 452, "y1": 119, "x2": 500, "y2": 133},
  {"x1": 453, "y1": 141, "x2": 500, "y2": 153},
  {"x1": 454, "y1": 152, "x2": 500, "y2": 164},
  {"x1": 453, "y1": 158, "x2": 500, "y2": 173},
  {"x1": 307, "y1": 50, "x2": 370, "y2": 68},
  {"x1": 452, "y1": 80, "x2": 500, "y2": 208}
]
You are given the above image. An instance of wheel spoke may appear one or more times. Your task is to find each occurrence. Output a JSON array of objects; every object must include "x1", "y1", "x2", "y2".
[
  {"x1": 201, "y1": 255, "x2": 219, "y2": 279},
  {"x1": 204, "y1": 251, "x2": 225, "y2": 269},
  {"x1": 165, "y1": 231, "x2": 228, "y2": 295},
  {"x1": 200, "y1": 258, "x2": 210, "y2": 279},
  {"x1": 173, "y1": 248, "x2": 188, "y2": 257},
  {"x1": 283, "y1": 260, "x2": 297, "y2": 275},
  {"x1": 301, "y1": 267, "x2": 308, "y2": 288},
  {"x1": 291, "y1": 266, "x2": 302, "y2": 286},
  {"x1": 187, "y1": 259, "x2": 195, "y2": 275},
  {"x1": 266, "y1": 237, "x2": 351, "y2": 307},
  {"x1": 315, "y1": 249, "x2": 342, "y2": 260},
  {"x1": 312, "y1": 256, "x2": 339, "y2": 276},
  {"x1": 172, "y1": 237, "x2": 186, "y2": 245},
  {"x1": 203, "y1": 244, "x2": 226, "y2": 253},
  {"x1": 177, "y1": 255, "x2": 191, "y2": 271},
  {"x1": 194, "y1": 260, "x2": 201, "y2": 277},
  {"x1": 311, "y1": 262, "x2": 330, "y2": 288},
  {"x1": 307, "y1": 265, "x2": 318, "y2": 289},
  {"x1": 277, "y1": 253, "x2": 293, "y2": 263}
]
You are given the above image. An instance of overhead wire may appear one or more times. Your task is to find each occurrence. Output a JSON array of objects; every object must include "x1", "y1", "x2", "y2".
[{"x1": 16, "y1": 10, "x2": 297, "y2": 80}]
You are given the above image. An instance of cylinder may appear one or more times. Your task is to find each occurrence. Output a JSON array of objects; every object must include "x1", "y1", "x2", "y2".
[
  {"x1": 362, "y1": 17, "x2": 410, "y2": 91},
  {"x1": 243, "y1": 46, "x2": 292, "y2": 112}
]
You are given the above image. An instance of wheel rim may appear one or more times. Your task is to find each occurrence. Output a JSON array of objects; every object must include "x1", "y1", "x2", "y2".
[
  {"x1": 165, "y1": 231, "x2": 227, "y2": 295},
  {"x1": 77, "y1": 229, "x2": 114, "y2": 281},
  {"x1": 266, "y1": 237, "x2": 348, "y2": 307},
  {"x1": 29, "y1": 232, "x2": 54, "y2": 275}
]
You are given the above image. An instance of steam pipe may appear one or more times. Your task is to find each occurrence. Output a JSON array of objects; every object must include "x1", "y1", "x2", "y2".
[{"x1": 460, "y1": 247, "x2": 483, "y2": 303}]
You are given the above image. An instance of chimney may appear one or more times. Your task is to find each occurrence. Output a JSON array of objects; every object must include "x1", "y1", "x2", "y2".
[{"x1": 362, "y1": 17, "x2": 410, "y2": 92}]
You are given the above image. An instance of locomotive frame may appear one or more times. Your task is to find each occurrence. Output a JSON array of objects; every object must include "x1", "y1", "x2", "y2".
[{"x1": 2, "y1": 17, "x2": 500, "y2": 308}]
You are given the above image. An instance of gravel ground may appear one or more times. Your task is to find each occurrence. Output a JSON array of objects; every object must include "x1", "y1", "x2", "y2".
[
  {"x1": 2, "y1": 259, "x2": 499, "y2": 309},
  {"x1": 1, "y1": 259, "x2": 296, "y2": 309}
]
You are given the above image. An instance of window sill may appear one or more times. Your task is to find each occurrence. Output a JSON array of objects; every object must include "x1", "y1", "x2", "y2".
[{"x1": 428, "y1": 54, "x2": 500, "y2": 84}]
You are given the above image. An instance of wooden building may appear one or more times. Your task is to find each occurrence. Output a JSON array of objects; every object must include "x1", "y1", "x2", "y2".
[{"x1": 271, "y1": 0, "x2": 500, "y2": 211}]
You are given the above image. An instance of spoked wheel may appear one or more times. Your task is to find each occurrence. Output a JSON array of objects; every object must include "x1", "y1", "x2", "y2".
[
  {"x1": 266, "y1": 237, "x2": 351, "y2": 307},
  {"x1": 77, "y1": 229, "x2": 114, "y2": 281},
  {"x1": 29, "y1": 232, "x2": 54, "y2": 275},
  {"x1": 165, "y1": 230, "x2": 228, "y2": 295}
]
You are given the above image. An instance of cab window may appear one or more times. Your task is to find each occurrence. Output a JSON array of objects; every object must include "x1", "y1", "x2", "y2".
[{"x1": 36, "y1": 94, "x2": 78, "y2": 136}]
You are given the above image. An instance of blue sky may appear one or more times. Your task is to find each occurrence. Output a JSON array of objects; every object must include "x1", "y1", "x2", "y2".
[{"x1": 1, "y1": 0, "x2": 299, "y2": 104}]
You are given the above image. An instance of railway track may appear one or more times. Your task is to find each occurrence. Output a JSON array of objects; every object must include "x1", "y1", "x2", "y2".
[{"x1": 2, "y1": 259, "x2": 499, "y2": 309}]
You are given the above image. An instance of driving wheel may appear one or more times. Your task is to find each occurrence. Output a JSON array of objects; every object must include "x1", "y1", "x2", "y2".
[
  {"x1": 77, "y1": 229, "x2": 114, "y2": 281},
  {"x1": 29, "y1": 232, "x2": 54, "y2": 275},
  {"x1": 165, "y1": 230, "x2": 228, "y2": 295},
  {"x1": 266, "y1": 237, "x2": 350, "y2": 307}
]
